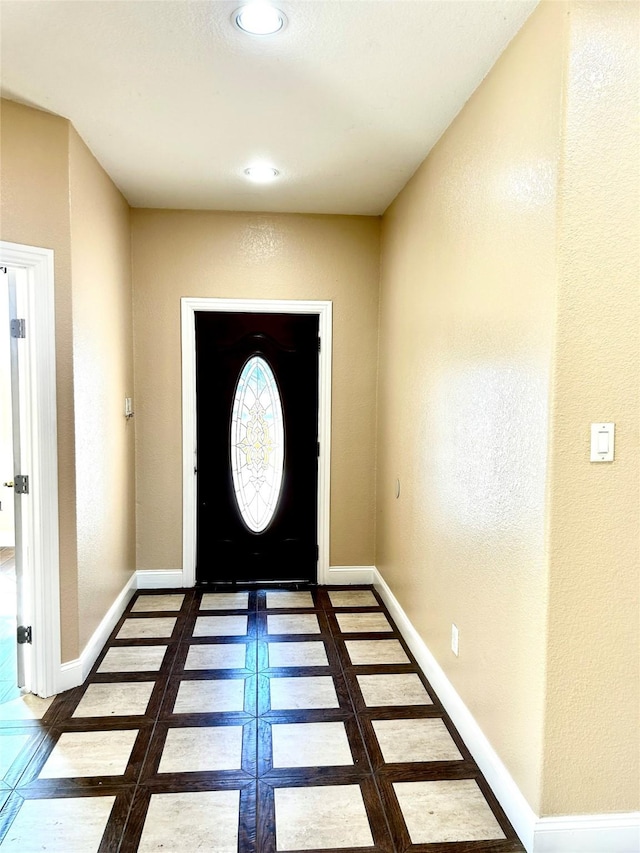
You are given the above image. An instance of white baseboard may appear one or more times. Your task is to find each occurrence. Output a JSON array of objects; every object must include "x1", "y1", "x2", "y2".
[
  {"x1": 373, "y1": 568, "x2": 640, "y2": 853},
  {"x1": 58, "y1": 658, "x2": 82, "y2": 694},
  {"x1": 80, "y1": 573, "x2": 138, "y2": 682},
  {"x1": 136, "y1": 569, "x2": 185, "y2": 588},
  {"x1": 325, "y1": 565, "x2": 375, "y2": 585},
  {"x1": 57, "y1": 571, "x2": 137, "y2": 693},
  {"x1": 137, "y1": 567, "x2": 373, "y2": 587},
  {"x1": 533, "y1": 813, "x2": 640, "y2": 852},
  {"x1": 372, "y1": 567, "x2": 537, "y2": 852},
  {"x1": 54, "y1": 565, "x2": 371, "y2": 695}
]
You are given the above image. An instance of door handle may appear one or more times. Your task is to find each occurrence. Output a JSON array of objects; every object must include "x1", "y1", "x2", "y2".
[{"x1": 3, "y1": 481, "x2": 14, "y2": 488}]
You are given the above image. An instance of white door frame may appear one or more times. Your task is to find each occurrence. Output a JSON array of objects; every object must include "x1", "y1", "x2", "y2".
[
  {"x1": 181, "y1": 297, "x2": 332, "y2": 587},
  {"x1": 0, "y1": 241, "x2": 61, "y2": 698}
]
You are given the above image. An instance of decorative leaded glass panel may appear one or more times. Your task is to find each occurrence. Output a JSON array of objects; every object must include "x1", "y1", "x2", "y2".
[{"x1": 230, "y1": 356, "x2": 285, "y2": 532}]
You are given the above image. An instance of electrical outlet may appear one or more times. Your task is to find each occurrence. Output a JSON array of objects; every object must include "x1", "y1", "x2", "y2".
[{"x1": 451, "y1": 623, "x2": 459, "y2": 657}]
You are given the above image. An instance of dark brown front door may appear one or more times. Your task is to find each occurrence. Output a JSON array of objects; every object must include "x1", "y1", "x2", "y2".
[{"x1": 195, "y1": 311, "x2": 319, "y2": 584}]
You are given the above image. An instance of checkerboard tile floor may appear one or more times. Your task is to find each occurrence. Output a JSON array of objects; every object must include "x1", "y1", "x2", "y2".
[{"x1": 0, "y1": 586, "x2": 524, "y2": 852}]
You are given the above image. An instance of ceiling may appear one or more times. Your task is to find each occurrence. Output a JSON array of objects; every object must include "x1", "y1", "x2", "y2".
[{"x1": 0, "y1": 0, "x2": 538, "y2": 215}]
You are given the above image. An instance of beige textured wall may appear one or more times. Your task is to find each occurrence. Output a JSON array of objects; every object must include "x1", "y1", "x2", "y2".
[
  {"x1": 376, "y1": 2, "x2": 566, "y2": 812},
  {"x1": 69, "y1": 129, "x2": 136, "y2": 650},
  {"x1": 131, "y1": 211, "x2": 379, "y2": 570},
  {"x1": 1, "y1": 100, "x2": 136, "y2": 661},
  {"x1": 542, "y1": 0, "x2": 640, "y2": 815},
  {"x1": 0, "y1": 99, "x2": 80, "y2": 660}
]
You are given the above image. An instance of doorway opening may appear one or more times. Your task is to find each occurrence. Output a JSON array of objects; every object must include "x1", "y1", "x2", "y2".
[
  {"x1": 0, "y1": 271, "x2": 19, "y2": 703},
  {"x1": 0, "y1": 242, "x2": 61, "y2": 698},
  {"x1": 182, "y1": 298, "x2": 332, "y2": 588}
]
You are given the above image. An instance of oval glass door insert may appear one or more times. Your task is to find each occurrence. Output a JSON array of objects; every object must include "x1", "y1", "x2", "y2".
[{"x1": 230, "y1": 355, "x2": 285, "y2": 532}]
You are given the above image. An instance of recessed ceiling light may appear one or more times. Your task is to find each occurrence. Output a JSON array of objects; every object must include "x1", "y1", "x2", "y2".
[
  {"x1": 233, "y1": 3, "x2": 287, "y2": 36},
  {"x1": 244, "y1": 164, "x2": 280, "y2": 183}
]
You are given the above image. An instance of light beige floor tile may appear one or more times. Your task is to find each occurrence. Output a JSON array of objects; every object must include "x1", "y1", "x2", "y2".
[
  {"x1": 336, "y1": 613, "x2": 392, "y2": 633},
  {"x1": 158, "y1": 725, "x2": 243, "y2": 773},
  {"x1": 372, "y1": 718, "x2": 462, "y2": 763},
  {"x1": 0, "y1": 733, "x2": 31, "y2": 776},
  {"x1": 138, "y1": 790, "x2": 240, "y2": 853},
  {"x1": 131, "y1": 594, "x2": 184, "y2": 612},
  {"x1": 201, "y1": 592, "x2": 249, "y2": 610},
  {"x1": 0, "y1": 693, "x2": 53, "y2": 721},
  {"x1": 173, "y1": 679, "x2": 246, "y2": 714},
  {"x1": 267, "y1": 614, "x2": 321, "y2": 635},
  {"x1": 0, "y1": 796, "x2": 116, "y2": 852},
  {"x1": 270, "y1": 676, "x2": 339, "y2": 710},
  {"x1": 393, "y1": 779, "x2": 506, "y2": 843},
  {"x1": 116, "y1": 617, "x2": 176, "y2": 639},
  {"x1": 328, "y1": 590, "x2": 378, "y2": 608},
  {"x1": 98, "y1": 646, "x2": 167, "y2": 673},
  {"x1": 275, "y1": 785, "x2": 373, "y2": 850},
  {"x1": 73, "y1": 682, "x2": 155, "y2": 718},
  {"x1": 185, "y1": 643, "x2": 247, "y2": 670},
  {"x1": 356, "y1": 673, "x2": 432, "y2": 707},
  {"x1": 266, "y1": 591, "x2": 314, "y2": 609},
  {"x1": 272, "y1": 722, "x2": 353, "y2": 768},
  {"x1": 39, "y1": 729, "x2": 138, "y2": 778},
  {"x1": 268, "y1": 641, "x2": 328, "y2": 668},
  {"x1": 346, "y1": 639, "x2": 409, "y2": 665},
  {"x1": 193, "y1": 615, "x2": 248, "y2": 637}
]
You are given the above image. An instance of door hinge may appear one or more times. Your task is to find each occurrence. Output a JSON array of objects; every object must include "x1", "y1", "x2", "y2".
[
  {"x1": 14, "y1": 475, "x2": 29, "y2": 494},
  {"x1": 17, "y1": 625, "x2": 32, "y2": 644},
  {"x1": 317, "y1": 545, "x2": 319, "y2": 561},
  {"x1": 10, "y1": 318, "x2": 26, "y2": 339},
  {"x1": 317, "y1": 336, "x2": 321, "y2": 353},
  {"x1": 317, "y1": 442, "x2": 320, "y2": 457}
]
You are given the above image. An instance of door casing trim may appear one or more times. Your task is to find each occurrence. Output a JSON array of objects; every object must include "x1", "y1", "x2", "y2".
[
  {"x1": 181, "y1": 297, "x2": 332, "y2": 587},
  {"x1": 0, "y1": 241, "x2": 61, "y2": 698}
]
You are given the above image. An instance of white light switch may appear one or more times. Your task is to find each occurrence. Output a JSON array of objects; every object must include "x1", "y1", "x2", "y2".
[{"x1": 590, "y1": 423, "x2": 614, "y2": 462}]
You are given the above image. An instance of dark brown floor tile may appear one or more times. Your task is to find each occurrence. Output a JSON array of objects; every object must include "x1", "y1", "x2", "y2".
[
  {"x1": 258, "y1": 775, "x2": 394, "y2": 853},
  {"x1": 139, "y1": 718, "x2": 257, "y2": 782},
  {"x1": 258, "y1": 669, "x2": 352, "y2": 716},
  {"x1": 120, "y1": 779, "x2": 256, "y2": 853},
  {"x1": 16, "y1": 722, "x2": 153, "y2": 792},
  {"x1": 0, "y1": 585, "x2": 525, "y2": 852}
]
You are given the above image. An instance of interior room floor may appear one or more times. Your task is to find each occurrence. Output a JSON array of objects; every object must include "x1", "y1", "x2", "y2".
[
  {"x1": 0, "y1": 586, "x2": 524, "y2": 852},
  {"x1": 0, "y1": 549, "x2": 19, "y2": 708}
]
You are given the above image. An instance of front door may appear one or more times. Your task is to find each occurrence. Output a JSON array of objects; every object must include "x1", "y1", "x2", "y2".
[{"x1": 195, "y1": 312, "x2": 319, "y2": 584}]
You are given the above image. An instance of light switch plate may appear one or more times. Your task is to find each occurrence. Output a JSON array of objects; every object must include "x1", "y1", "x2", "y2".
[{"x1": 590, "y1": 423, "x2": 614, "y2": 462}]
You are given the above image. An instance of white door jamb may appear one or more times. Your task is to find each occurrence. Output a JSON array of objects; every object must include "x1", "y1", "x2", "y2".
[{"x1": 0, "y1": 241, "x2": 61, "y2": 698}]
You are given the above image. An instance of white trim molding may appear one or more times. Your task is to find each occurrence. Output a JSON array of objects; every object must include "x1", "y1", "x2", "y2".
[
  {"x1": 327, "y1": 566, "x2": 375, "y2": 585},
  {"x1": 181, "y1": 297, "x2": 332, "y2": 588},
  {"x1": 58, "y1": 571, "x2": 137, "y2": 692},
  {"x1": 533, "y1": 813, "x2": 640, "y2": 853},
  {"x1": 79, "y1": 573, "x2": 137, "y2": 681},
  {"x1": 0, "y1": 242, "x2": 60, "y2": 699},
  {"x1": 58, "y1": 658, "x2": 83, "y2": 694},
  {"x1": 136, "y1": 569, "x2": 185, "y2": 589},
  {"x1": 373, "y1": 567, "x2": 640, "y2": 853}
]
